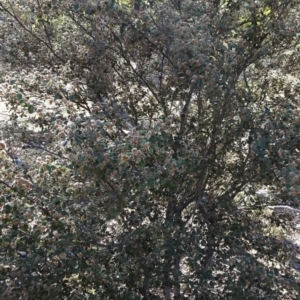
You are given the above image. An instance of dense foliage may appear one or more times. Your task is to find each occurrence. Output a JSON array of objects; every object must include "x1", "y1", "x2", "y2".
[{"x1": 1, "y1": 0, "x2": 300, "y2": 298}]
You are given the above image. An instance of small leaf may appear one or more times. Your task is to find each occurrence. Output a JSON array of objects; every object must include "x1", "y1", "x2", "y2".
[
  {"x1": 61, "y1": 210, "x2": 68, "y2": 216},
  {"x1": 54, "y1": 197, "x2": 61, "y2": 205},
  {"x1": 55, "y1": 93, "x2": 62, "y2": 100},
  {"x1": 4, "y1": 204, "x2": 12, "y2": 213},
  {"x1": 28, "y1": 105, "x2": 35, "y2": 113},
  {"x1": 17, "y1": 93, "x2": 22, "y2": 101},
  {"x1": 73, "y1": 4, "x2": 80, "y2": 11},
  {"x1": 67, "y1": 94, "x2": 75, "y2": 101},
  {"x1": 46, "y1": 164, "x2": 55, "y2": 173},
  {"x1": 139, "y1": 159, "x2": 146, "y2": 168}
]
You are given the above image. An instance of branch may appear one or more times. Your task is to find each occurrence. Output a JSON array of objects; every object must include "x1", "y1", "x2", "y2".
[
  {"x1": 0, "y1": 178, "x2": 14, "y2": 189},
  {"x1": 36, "y1": 0, "x2": 55, "y2": 54},
  {"x1": 267, "y1": 205, "x2": 300, "y2": 214},
  {"x1": 0, "y1": 2, "x2": 66, "y2": 64},
  {"x1": 0, "y1": 178, "x2": 35, "y2": 204},
  {"x1": 179, "y1": 82, "x2": 196, "y2": 136}
]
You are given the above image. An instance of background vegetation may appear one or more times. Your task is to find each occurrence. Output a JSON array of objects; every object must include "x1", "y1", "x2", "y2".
[{"x1": 0, "y1": 0, "x2": 300, "y2": 299}]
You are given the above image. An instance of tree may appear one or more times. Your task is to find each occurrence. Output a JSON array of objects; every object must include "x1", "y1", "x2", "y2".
[{"x1": 0, "y1": 0, "x2": 300, "y2": 298}]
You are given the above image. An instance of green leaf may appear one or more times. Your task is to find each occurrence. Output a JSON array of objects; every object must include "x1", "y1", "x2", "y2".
[
  {"x1": 17, "y1": 93, "x2": 22, "y2": 101},
  {"x1": 96, "y1": 166, "x2": 105, "y2": 179},
  {"x1": 4, "y1": 204, "x2": 11, "y2": 213},
  {"x1": 46, "y1": 164, "x2": 56, "y2": 173},
  {"x1": 61, "y1": 210, "x2": 68, "y2": 216},
  {"x1": 54, "y1": 197, "x2": 61, "y2": 205},
  {"x1": 28, "y1": 104, "x2": 35, "y2": 113},
  {"x1": 73, "y1": 4, "x2": 80, "y2": 11},
  {"x1": 139, "y1": 158, "x2": 146, "y2": 168},
  {"x1": 67, "y1": 94, "x2": 75, "y2": 101},
  {"x1": 54, "y1": 92, "x2": 62, "y2": 100}
]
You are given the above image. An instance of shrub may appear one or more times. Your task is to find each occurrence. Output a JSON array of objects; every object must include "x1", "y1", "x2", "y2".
[{"x1": 0, "y1": 0, "x2": 300, "y2": 299}]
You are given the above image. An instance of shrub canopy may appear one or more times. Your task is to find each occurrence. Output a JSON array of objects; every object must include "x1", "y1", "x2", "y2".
[{"x1": 1, "y1": 0, "x2": 300, "y2": 299}]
